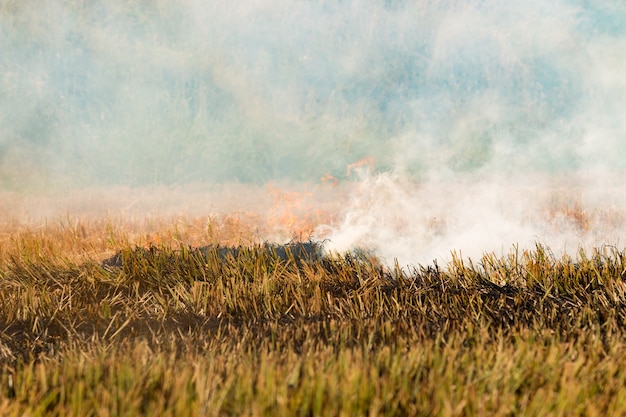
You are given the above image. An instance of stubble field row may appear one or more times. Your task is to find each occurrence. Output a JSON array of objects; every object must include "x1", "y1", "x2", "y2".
[{"x1": 1, "y1": 216, "x2": 626, "y2": 415}]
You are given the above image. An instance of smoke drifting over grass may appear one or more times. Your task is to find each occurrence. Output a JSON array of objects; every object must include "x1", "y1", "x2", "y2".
[
  {"x1": 321, "y1": 172, "x2": 626, "y2": 266},
  {"x1": 1, "y1": 1, "x2": 625, "y2": 265}
]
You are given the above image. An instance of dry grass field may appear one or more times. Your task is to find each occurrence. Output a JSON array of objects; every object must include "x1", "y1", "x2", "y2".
[
  {"x1": 2, "y1": 188, "x2": 626, "y2": 416},
  {"x1": 3, "y1": 0, "x2": 625, "y2": 413}
]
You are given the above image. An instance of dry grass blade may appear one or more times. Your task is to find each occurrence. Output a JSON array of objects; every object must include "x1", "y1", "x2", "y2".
[{"x1": 2, "y1": 219, "x2": 626, "y2": 415}]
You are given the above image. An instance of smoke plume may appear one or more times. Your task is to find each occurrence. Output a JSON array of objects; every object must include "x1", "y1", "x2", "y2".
[{"x1": 2, "y1": 1, "x2": 625, "y2": 265}]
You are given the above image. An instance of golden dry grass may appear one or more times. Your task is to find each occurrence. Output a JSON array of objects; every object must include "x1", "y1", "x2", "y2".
[{"x1": 1, "y1": 211, "x2": 626, "y2": 415}]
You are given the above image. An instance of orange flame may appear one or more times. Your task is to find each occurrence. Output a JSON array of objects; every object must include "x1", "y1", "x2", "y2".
[
  {"x1": 266, "y1": 183, "x2": 317, "y2": 240},
  {"x1": 321, "y1": 172, "x2": 339, "y2": 187},
  {"x1": 346, "y1": 156, "x2": 375, "y2": 177}
]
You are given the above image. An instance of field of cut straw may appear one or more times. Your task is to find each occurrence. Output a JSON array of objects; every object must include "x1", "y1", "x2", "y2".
[{"x1": 2, "y1": 214, "x2": 626, "y2": 416}]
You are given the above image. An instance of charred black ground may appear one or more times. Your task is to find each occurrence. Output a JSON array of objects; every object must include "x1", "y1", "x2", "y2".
[{"x1": 101, "y1": 241, "x2": 326, "y2": 270}]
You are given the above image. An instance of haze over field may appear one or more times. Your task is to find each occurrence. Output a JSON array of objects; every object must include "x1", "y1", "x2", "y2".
[{"x1": 1, "y1": 1, "x2": 625, "y2": 265}]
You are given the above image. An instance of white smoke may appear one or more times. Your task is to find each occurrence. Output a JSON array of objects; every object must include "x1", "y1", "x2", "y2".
[
  {"x1": 320, "y1": 171, "x2": 626, "y2": 266},
  {"x1": 2, "y1": 1, "x2": 625, "y2": 265}
]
